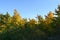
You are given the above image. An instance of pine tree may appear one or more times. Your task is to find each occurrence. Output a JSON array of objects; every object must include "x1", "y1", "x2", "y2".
[
  {"x1": 54, "y1": 5, "x2": 60, "y2": 35},
  {"x1": 50, "y1": 5, "x2": 60, "y2": 39}
]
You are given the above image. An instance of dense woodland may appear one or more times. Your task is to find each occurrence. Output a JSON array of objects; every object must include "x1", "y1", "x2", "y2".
[{"x1": 0, "y1": 5, "x2": 60, "y2": 40}]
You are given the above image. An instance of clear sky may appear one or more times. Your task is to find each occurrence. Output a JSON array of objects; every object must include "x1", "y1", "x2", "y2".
[{"x1": 0, "y1": 0, "x2": 60, "y2": 18}]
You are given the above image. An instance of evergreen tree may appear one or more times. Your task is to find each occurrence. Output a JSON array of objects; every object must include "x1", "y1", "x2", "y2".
[{"x1": 54, "y1": 5, "x2": 60, "y2": 36}]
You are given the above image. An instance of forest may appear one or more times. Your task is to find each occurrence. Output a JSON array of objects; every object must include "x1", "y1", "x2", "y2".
[{"x1": 0, "y1": 5, "x2": 60, "y2": 40}]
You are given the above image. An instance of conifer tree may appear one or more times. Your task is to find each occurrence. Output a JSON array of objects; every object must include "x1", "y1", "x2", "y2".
[{"x1": 53, "y1": 5, "x2": 60, "y2": 36}]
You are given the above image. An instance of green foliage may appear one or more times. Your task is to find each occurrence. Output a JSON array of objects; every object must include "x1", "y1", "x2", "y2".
[{"x1": 0, "y1": 5, "x2": 60, "y2": 40}]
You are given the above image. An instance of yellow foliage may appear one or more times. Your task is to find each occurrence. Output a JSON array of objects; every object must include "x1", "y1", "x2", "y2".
[
  {"x1": 12, "y1": 9, "x2": 25, "y2": 26},
  {"x1": 45, "y1": 11, "x2": 54, "y2": 24},
  {"x1": 0, "y1": 25, "x2": 6, "y2": 33},
  {"x1": 29, "y1": 19, "x2": 36, "y2": 26},
  {"x1": 47, "y1": 11, "x2": 53, "y2": 19}
]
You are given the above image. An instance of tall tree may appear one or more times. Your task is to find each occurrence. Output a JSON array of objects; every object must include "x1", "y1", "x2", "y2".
[
  {"x1": 12, "y1": 9, "x2": 25, "y2": 26},
  {"x1": 45, "y1": 11, "x2": 54, "y2": 25},
  {"x1": 53, "y1": 5, "x2": 60, "y2": 36}
]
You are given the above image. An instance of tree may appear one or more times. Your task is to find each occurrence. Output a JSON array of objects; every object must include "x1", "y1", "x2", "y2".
[
  {"x1": 45, "y1": 11, "x2": 54, "y2": 25},
  {"x1": 53, "y1": 5, "x2": 60, "y2": 36},
  {"x1": 12, "y1": 9, "x2": 25, "y2": 26},
  {"x1": 28, "y1": 19, "x2": 37, "y2": 29},
  {"x1": 36, "y1": 15, "x2": 44, "y2": 24}
]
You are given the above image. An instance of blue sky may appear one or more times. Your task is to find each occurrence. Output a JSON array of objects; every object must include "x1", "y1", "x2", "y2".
[{"x1": 0, "y1": 0, "x2": 60, "y2": 18}]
